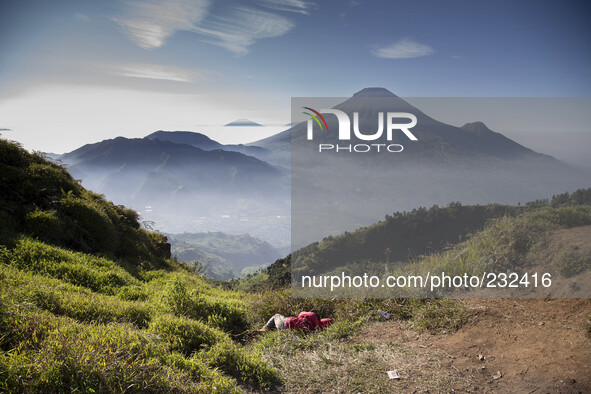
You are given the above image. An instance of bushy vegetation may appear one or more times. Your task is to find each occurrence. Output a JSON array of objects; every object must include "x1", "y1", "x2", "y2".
[
  {"x1": 551, "y1": 247, "x2": 591, "y2": 278},
  {"x1": 390, "y1": 204, "x2": 591, "y2": 298},
  {"x1": 291, "y1": 203, "x2": 525, "y2": 277},
  {"x1": 0, "y1": 138, "x2": 169, "y2": 268}
]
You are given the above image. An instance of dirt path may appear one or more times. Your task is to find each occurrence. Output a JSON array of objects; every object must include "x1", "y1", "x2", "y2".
[{"x1": 357, "y1": 299, "x2": 591, "y2": 393}]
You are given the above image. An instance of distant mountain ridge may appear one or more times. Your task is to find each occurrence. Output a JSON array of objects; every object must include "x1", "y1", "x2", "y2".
[
  {"x1": 59, "y1": 135, "x2": 289, "y2": 241},
  {"x1": 61, "y1": 136, "x2": 281, "y2": 184},
  {"x1": 146, "y1": 130, "x2": 272, "y2": 162}
]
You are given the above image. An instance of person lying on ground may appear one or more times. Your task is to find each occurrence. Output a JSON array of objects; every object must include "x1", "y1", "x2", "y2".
[{"x1": 260, "y1": 311, "x2": 333, "y2": 331}]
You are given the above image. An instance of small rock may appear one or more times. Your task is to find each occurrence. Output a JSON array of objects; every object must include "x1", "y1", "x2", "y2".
[{"x1": 478, "y1": 354, "x2": 485, "y2": 361}]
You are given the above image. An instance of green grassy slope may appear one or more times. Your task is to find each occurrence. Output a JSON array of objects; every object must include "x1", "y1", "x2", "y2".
[
  {"x1": 0, "y1": 139, "x2": 280, "y2": 392},
  {"x1": 292, "y1": 203, "x2": 527, "y2": 277}
]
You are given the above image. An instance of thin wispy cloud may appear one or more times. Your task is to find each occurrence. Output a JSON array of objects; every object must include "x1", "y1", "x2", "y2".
[
  {"x1": 112, "y1": 63, "x2": 204, "y2": 82},
  {"x1": 75, "y1": 13, "x2": 90, "y2": 22},
  {"x1": 258, "y1": 0, "x2": 316, "y2": 15},
  {"x1": 192, "y1": 6, "x2": 294, "y2": 55},
  {"x1": 112, "y1": 0, "x2": 210, "y2": 49},
  {"x1": 371, "y1": 38, "x2": 434, "y2": 59},
  {"x1": 112, "y1": 1, "x2": 300, "y2": 55}
]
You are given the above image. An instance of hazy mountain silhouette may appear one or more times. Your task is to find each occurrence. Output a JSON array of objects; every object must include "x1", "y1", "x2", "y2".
[
  {"x1": 60, "y1": 136, "x2": 289, "y2": 242},
  {"x1": 146, "y1": 130, "x2": 273, "y2": 163},
  {"x1": 62, "y1": 136, "x2": 281, "y2": 183},
  {"x1": 225, "y1": 118, "x2": 263, "y2": 126},
  {"x1": 255, "y1": 87, "x2": 553, "y2": 161},
  {"x1": 279, "y1": 87, "x2": 591, "y2": 246},
  {"x1": 146, "y1": 130, "x2": 222, "y2": 150}
]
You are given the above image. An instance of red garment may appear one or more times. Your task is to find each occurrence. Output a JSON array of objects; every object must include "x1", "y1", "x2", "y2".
[
  {"x1": 298, "y1": 312, "x2": 320, "y2": 329},
  {"x1": 284, "y1": 316, "x2": 309, "y2": 330},
  {"x1": 284, "y1": 313, "x2": 333, "y2": 331},
  {"x1": 319, "y1": 318, "x2": 333, "y2": 329}
]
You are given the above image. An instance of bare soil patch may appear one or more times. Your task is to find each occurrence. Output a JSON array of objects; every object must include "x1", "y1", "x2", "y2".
[{"x1": 357, "y1": 298, "x2": 591, "y2": 393}]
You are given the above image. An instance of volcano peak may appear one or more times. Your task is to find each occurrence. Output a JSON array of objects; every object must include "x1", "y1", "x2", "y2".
[{"x1": 352, "y1": 87, "x2": 398, "y2": 98}]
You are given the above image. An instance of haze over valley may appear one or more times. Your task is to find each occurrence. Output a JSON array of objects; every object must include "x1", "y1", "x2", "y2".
[{"x1": 44, "y1": 88, "x2": 591, "y2": 275}]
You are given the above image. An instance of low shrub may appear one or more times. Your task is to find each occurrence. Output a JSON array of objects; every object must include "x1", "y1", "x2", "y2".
[
  {"x1": 551, "y1": 248, "x2": 590, "y2": 277},
  {"x1": 532, "y1": 205, "x2": 591, "y2": 228},
  {"x1": 59, "y1": 195, "x2": 118, "y2": 253}
]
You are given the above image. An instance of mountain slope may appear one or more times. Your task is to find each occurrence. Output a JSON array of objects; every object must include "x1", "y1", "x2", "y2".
[
  {"x1": 288, "y1": 188, "x2": 591, "y2": 298},
  {"x1": 146, "y1": 130, "x2": 273, "y2": 162}
]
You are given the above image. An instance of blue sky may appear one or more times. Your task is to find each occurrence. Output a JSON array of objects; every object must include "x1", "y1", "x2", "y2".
[{"x1": 1, "y1": 0, "x2": 590, "y2": 154}]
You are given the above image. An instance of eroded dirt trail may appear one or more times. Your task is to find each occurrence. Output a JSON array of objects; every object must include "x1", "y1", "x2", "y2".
[{"x1": 357, "y1": 299, "x2": 591, "y2": 393}]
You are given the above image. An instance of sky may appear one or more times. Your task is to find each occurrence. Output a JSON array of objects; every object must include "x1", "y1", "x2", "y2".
[{"x1": 1, "y1": 0, "x2": 590, "y2": 161}]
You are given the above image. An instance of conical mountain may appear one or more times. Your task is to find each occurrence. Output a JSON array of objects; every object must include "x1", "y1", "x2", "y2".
[
  {"x1": 280, "y1": 88, "x2": 590, "y2": 246},
  {"x1": 270, "y1": 87, "x2": 549, "y2": 162}
]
